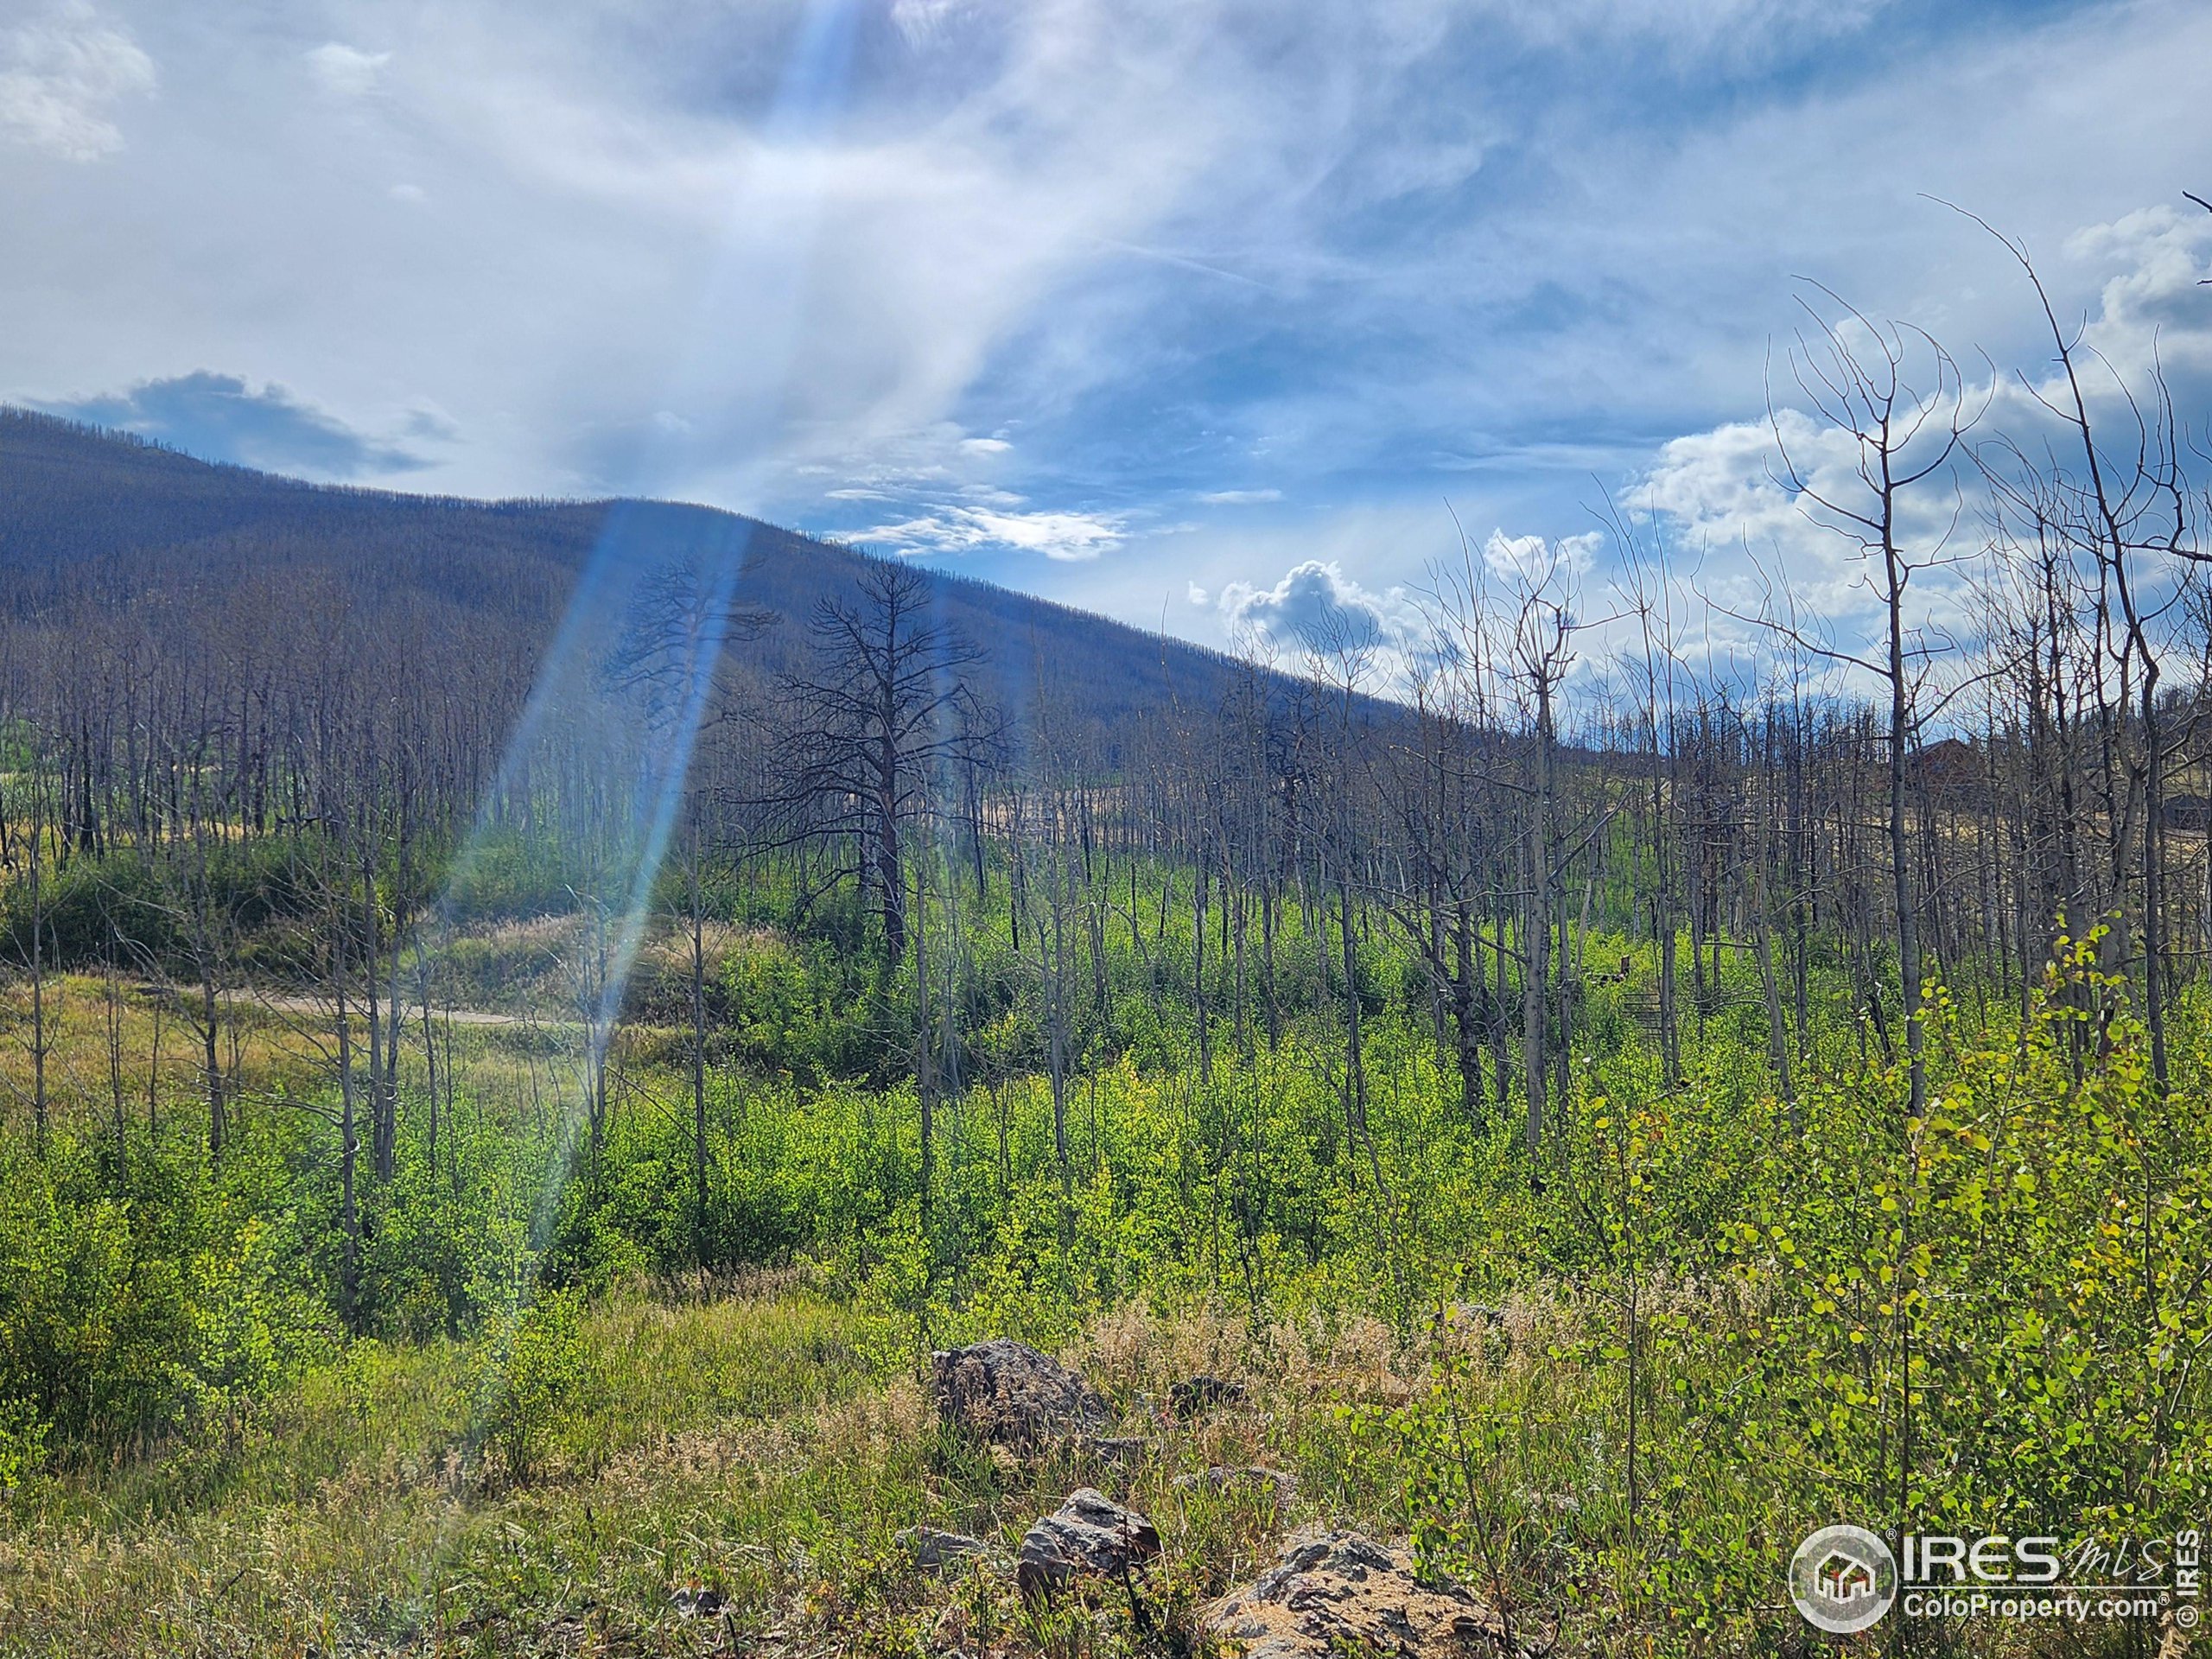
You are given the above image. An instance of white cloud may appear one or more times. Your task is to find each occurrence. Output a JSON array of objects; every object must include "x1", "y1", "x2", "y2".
[
  {"x1": 1630, "y1": 413, "x2": 1824, "y2": 563},
  {"x1": 0, "y1": 0, "x2": 153, "y2": 162},
  {"x1": 2064, "y1": 203, "x2": 2212, "y2": 385},
  {"x1": 1197, "y1": 488, "x2": 1283, "y2": 505},
  {"x1": 1186, "y1": 581, "x2": 1208, "y2": 605},
  {"x1": 866, "y1": 504, "x2": 1129, "y2": 562},
  {"x1": 1479, "y1": 527, "x2": 1599, "y2": 584},
  {"x1": 306, "y1": 41, "x2": 391, "y2": 99},
  {"x1": 1219, "y1": 559, "x2": 1420, "y2": 654},
  {"x1": 1626, "y1": 404, "x2": 1955, "y2": 650}
]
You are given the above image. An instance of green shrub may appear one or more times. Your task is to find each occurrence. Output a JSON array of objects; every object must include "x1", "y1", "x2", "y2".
[
  {"x1": 483, "y1": 1287, "x2": 587, "y2": 1483},
  {"x1": 0, "y1": 1128, "x2": 322, "y2": 1446},
  {"x1": 0, "y1": 1394, "x2": 48, "y2": 1491}
]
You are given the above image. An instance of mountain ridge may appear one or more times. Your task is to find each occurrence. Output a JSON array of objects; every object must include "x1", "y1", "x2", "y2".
[{"x1": 0, "y1": 406, "x2": 1267, "y2": 741}]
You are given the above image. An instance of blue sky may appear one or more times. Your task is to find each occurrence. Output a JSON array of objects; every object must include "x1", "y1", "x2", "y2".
[{"x1": 3, "y1": 0, "x2": 2209, "y2": 664}]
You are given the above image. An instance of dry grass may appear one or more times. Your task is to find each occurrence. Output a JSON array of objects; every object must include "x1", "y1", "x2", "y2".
[
  {"x1": 3, "y1": 1280, "x2": 2152, "y2": 1658},
  {"x1": 0, "y1": 1283, "x2": 1425, "y2": 1658}
]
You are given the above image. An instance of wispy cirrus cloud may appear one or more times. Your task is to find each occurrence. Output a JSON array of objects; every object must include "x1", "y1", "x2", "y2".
[
  {"x1": 0, "y1": 0, "x2": 153, "y2": 162},
  {"x1": 863, "y1": 501, "x2": 1130, "y2": 563}
]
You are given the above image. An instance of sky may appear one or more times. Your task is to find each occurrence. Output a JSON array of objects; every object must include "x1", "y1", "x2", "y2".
[{"x1": 3, "y1": 0, "x2": 2209, "y2": 674}]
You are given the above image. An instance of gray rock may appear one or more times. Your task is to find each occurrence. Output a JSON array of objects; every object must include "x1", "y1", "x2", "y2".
[
  {"x1": 931, "y1": 1338, "x2": 1111, "y2": 1452},
  {"x1": 1206, "y1": 1530, "x2": 1510, "y2": 1659},
  {"x1": 1016, "y1": 1487, "x2": 1162, "y2": 1600}
]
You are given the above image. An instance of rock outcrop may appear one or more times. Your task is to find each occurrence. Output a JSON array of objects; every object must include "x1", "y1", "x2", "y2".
[
  {"x1": 930, "y1": 1338, "x2": 1111, "y2": 1452},
  {"x1": 1015, "y1": 1488, "x2": 1162, "y2": 1599},
  {"x1": 1205, "y1": 1531, "x2": 1510, "y2": 1659}
]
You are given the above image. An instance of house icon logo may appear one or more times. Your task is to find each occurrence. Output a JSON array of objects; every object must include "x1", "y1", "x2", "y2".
[{"x1": 1790, "y1": 1524, "x2": 1897, "y2": 1633}]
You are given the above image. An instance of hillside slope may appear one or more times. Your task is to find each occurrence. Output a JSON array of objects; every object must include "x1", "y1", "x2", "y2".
[{"x1": 0, "y1": 408, "x2": 1249, "y2": 740}]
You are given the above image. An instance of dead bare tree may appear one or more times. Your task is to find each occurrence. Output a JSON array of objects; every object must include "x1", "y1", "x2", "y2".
[
  {"x1": 1749, "y1": 292, "x2": 1979, "y2": 1121},
  {"x1": 750, "y1": 562, "x2": 1001, "y2": 960}
]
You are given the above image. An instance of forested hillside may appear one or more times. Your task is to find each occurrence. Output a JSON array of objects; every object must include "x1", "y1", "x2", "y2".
[
  {"x1": 1, "y1": 285, "x2": 2209, "y2": 1659},
  {"x1": 0, "y1": 407, "x2": 1257, "y2": 757}
]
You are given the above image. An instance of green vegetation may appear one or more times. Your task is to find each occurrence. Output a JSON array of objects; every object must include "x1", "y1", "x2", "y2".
[{"x1": 1, "y1": 847, "x2": 2204, "y2": 1656}]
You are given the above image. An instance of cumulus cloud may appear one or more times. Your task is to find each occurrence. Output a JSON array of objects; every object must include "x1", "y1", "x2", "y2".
[
  {"x1": 1481, "y1": 527, "x2": 1601, "y2": 585},
  {"x1": 1622, "y1": 200, "x2": 2212, "y2": 678},
  {"x1": 0, "y1": 0, "x2": 153, "y2": 162},
  {"x1": 2069, "y1": 204, "x2": 2212, "y2": 370},
  {"x1": 2025, "y1": 205, "x2": 2212, "y2": 441},
  {"x1": 1624, "y1": 401, "x2": 1974, "y2": 663},
  {"x1": 1218, "y1": 559, "x2": 1418, "y2": 654},
  {"x1": 1626, "y1": 410, "x2": 1839, "y2": 604},
  {"x1": 46, "y1": 372, "x2": 437, "y2": 477}
]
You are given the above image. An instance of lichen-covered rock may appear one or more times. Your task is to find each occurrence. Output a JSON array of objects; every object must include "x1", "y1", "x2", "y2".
[
  {"x1": 1205, "y1": 1531, "x2": 1510, "y2": 1659},
  {"x1": 1015, "y1": 1487, "x2": 1161, "y2": 1599},
  {"x1": 930, "y1": 1338, "x2": 1110, "y2": 1451}
]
